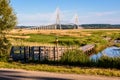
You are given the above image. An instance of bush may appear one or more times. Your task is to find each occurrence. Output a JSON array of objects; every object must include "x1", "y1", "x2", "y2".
[
  {"x1": 0, "y1": 36, "x2": 11, "y2": 61},
  {"x1": 60, "y1": 50, "x2": 120, "y2": 69},
  {"x1": 96, "y1": 56, "x2": 120, "y2": 69},
  {"x1": 60, "y1": 50, "x2": 90, "y2": 66}
]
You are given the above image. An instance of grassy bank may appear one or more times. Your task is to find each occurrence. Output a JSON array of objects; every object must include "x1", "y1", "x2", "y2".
[{"x1": 0, "y1": 61, "x2": 120, "y2": 77}]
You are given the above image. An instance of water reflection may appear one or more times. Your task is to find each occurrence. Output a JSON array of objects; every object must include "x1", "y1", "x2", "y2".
[{"x1": 90, "y1": 46, "x2": 120, "y2": 60}]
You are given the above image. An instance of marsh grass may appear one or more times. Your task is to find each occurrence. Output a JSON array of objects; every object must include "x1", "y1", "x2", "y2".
[
  {"x1": 8, "y1": 29, "x2": 120, "y2": 48},
  {"x1": 59, "y1": 50, "x2": 120, "y2": 69},
  {"x1": 60, "y1": 50, "x2": 89, "y2": 66}
]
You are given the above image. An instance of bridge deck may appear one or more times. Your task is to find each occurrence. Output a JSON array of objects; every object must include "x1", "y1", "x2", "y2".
[{"x1": 80, "y1": 44, "x2": 95, "y2": 52}]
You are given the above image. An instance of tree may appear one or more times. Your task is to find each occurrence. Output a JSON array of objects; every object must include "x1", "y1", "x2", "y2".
[
  {"x1": 0, "y1": 0, "x2": 17, "y2": 33},
  {"x1": 0, "y1": 0, "x2": 17, "y2": 57}
]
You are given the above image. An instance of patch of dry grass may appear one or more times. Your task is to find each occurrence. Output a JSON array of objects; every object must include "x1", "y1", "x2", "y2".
[
  {"x1": 9, "y1": 29, "x2": 91, "y2": 37},
  {"x1": 6, "y1": 35, "x2": 30, "y2": 39},
  {"x1": 9, "y1": 38, "x2": 55, "y2": 46}
]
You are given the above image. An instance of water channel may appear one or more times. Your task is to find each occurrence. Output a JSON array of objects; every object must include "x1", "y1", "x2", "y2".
[{"x1": 90, "y1": 46, "x2": 120, "y2": 60}]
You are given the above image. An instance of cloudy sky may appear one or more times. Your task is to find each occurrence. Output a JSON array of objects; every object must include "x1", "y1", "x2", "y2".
[{"x1": 11, "y1": 0, "x2": 120, "y2": 26}]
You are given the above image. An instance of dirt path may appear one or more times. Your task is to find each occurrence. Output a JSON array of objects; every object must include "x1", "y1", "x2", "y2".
[{"x1": 0, "y1": 69, "x2": 119, "y2": 80}]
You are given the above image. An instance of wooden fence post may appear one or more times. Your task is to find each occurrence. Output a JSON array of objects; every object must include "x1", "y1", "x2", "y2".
[
  {"x1": 48, "y1": 47, "x2": 50, "y2": 60},
  {"x1": 29, "y1": 46, "x2": 31, "y2": 59},
  {"x1": 33, "y1": 47, "x2": 35, "y2": 61},
  {"x1": 53, "y1": 47, "x2": 55, "y2": 61},
  {"x1": 24, "y1": 47, "x2": 26, "y2": 62},
  {"x1": 31, "y1": 47, "x2": 34, "y2": 61},
  {"x1": 20, "y1": 46, "x2": 22, "y2": 55},
  {"x1": 39, "y1": 46, "x2": 41, "y2": 62},
  {"x1": 57, "y1": 47, "x2": 58, "y2": 61}
]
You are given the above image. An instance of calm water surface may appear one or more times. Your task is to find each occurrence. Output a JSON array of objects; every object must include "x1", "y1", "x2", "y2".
[{"x1": 90, "y1": 46, "x2": 120, "y2": 60}]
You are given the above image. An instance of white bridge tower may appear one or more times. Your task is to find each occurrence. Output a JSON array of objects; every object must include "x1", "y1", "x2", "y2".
[
  {"x1": 55, "y1": 7, "x2": 61, "y2": 29},
  {"x1": 74, "y1": 13, "x2": 80, "y2": 29}
]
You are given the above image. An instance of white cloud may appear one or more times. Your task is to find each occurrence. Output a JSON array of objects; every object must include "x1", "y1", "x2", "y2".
[
  {"x1": 80, "y1": 11, "x2": 120, "y2": 24},
  {"x1": 17, "y1": 10, "x2": 76, "y2": 26},
  {"x1": 17, "y1": 13, "x2": 55, "y2": 26},
  {"x1": 80, "y1": 11, "x2": 119, "y2": 18},
  {"x1": 91, "y1": 11, "x2": 119, "y2": 17},
  {"x1": 17, "y1": 11, "x2": 120, "y2": 26}
]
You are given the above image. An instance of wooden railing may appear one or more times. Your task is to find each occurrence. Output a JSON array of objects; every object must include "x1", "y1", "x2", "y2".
[
  {"x1": 10, "y1": 44, "x2": 95, "y2": 62},
  {"x1": 10, "y1": 46, "x2": 75, "y2": 62},
  {"x1": 80, "y1": 44, "x2": 95, "y2": 52}
]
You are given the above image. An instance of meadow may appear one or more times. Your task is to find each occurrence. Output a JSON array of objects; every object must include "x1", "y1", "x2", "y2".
[
  {"x1": 1, "y1": 29, "x2": 120, "y2": 77},
  {"x1": 8, "y1": 29, "x2": 120, "y2": 53}
]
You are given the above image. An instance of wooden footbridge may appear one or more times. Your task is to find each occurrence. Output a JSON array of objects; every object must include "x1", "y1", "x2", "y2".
[
  {"x1": 80, "y1": 44, "x2": 95, "y2": 52},
  {"x1": 80, "y1": 44, "x2": 95, "y2": 54},
  {"x1": 10, "y1": 44, "x2": 95, "y2": 62}
]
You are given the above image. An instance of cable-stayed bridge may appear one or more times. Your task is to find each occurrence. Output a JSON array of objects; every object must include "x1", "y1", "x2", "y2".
[{"x1": 17, "y1": 8, "x2": 82, "y2": 30}]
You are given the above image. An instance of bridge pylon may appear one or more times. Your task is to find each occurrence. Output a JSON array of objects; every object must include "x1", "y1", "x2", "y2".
[{"x1": 55, "y1": 7, "x2": 61, "y2": 29}]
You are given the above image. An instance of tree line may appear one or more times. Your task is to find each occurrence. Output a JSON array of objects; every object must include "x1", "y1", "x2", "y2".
[{"x1": 81, "y1": 24, "x2": 120, "y2": 29}]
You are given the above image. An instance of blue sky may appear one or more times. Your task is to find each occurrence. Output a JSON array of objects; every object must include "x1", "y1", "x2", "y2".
[{"x1": 11, "y1": 0, "x2": 120, "y2": 26}]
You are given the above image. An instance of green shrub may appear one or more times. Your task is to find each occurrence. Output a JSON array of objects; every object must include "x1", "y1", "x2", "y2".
[
  {"x1": 97, "y1": 56, "x2": 120, "y2": 69},
  {"x1": 60, "y1": 50, "x2": 90, "y2": 66},
  {"x1": 0, "y1": 37, "x2": 11, "y2": 61},
  {"x1": 60, "y1": 50, "x2": 120, "y2": 69}
]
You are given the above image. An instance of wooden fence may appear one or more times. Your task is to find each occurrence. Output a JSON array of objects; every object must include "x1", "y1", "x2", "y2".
[
  {"x1": 10, "y1": 46, "x2": 75, "y2": 62},
  {"x1": 10, "y1": 44, "x2": 95, "y2": 62}
]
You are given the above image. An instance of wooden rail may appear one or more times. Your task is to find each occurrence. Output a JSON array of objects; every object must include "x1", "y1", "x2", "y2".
[
  {"x1": 10, "y1": 46, "x2": 75, "y2": 62},
  {"x1": 10, "y1": 44, "x2": 95, "y2": 62}
]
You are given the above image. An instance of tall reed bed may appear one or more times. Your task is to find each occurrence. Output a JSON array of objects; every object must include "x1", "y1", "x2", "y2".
[{"x1": 60, "y1": 50, "x2": 120, "y2": 69}]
